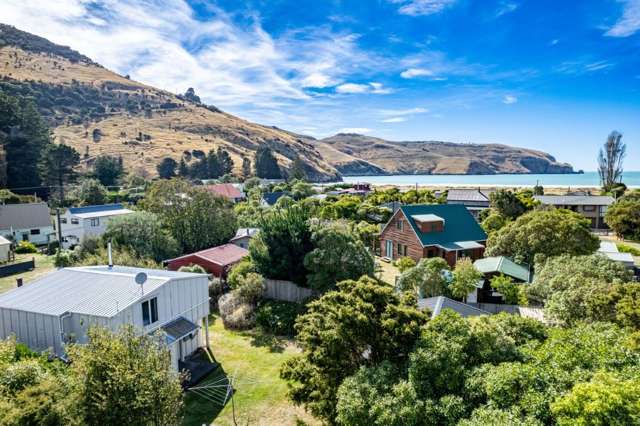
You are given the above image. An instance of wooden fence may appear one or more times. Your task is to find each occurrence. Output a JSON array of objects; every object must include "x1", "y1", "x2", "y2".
[
  {"x1": 264, "y1": 279, "x2": 313, "y2": 303},
  {"x1": 0, "y1": 258, "x2": 35, "y2": 278}
]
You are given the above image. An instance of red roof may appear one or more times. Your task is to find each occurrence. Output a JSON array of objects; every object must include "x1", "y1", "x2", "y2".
[
  {"x1": 168, "y1": 243, "x2": 249, "y2": 267},
  {"x1": 206, "y1": 184, "x2": 243, "y2": 200}
]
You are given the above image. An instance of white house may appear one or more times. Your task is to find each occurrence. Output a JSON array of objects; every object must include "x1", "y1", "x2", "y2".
[
  {"x1": 229, "y1": 228, "x2": 259, "y2": 249},
  {"x1": 59, "y1": 204, "x2": 133, "y2": 249},
  {"x1": 0, "y1": 265, "x2": 210, "y2": 371},
  {"x1": 0, "y1": 202, "x2": 53, "y2": 245},
  {"x1": 0, "y1": 236, "x2": 11, "y2": 263}
]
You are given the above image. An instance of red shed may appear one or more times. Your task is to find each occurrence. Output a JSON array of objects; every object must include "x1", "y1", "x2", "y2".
[{"x1": 165, "y1": 243, "x2": 249, "y2": 278}]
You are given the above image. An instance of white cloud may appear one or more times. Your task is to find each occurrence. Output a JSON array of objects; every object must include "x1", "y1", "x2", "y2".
[
  {"x1": 400, "y1": 68, "x2": 435, "y2": 78},
  {"x1": 388, "y1": 0, "x2": 456, "y2": 16},
  {"x1": 379, "y1": 107, "x2": 429, "y2": 116},
  {"x1": 338, "y1": 128, "x2": 373, "y2": 134},
  {"x1": 335, "y1": 82, "x2": 392, "y2": 94},
  {"x1": 503, "y1": 95, "x2": 518, "y2": 104},
  {"x1": 0, "y1": 0, "x2": 380, "y2": 110},
  {"x1": 381, "y1": 117, "x2": 407, "y2": 123},
  {"x1": 606, "y1": 0, "x2": 640, "y2": 37},
  {"x1": 556, "y1": 59, "x2": 615, "y2": 75},
  {"x1": 550, "y1": 39, "x2": 560, "y2": 45},
  {"x1": 495, "y1": 2, "x2": 518, "y2": 18}
]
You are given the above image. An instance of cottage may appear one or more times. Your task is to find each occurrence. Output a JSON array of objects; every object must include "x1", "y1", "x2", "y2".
[
  {"x1": 229, "y1": 228, "x2": 259, "y2": 249},
  {"x1": 165, "y1": 243, "x2": 249, "y2": 278},
  {"x1": 0, "y1": 265, "x2": 210, "y2": 371},
  {"x1": 205, "y1": 183, "x2": 245, "y2": 203},
  {"x1": 446, "y1": 188, "x2": 493, "y2": 219},
  {"x1": 0, "y1": 202, "x2": 53, "y2": 245},
  {"x1": 380, "y1": 204, "x2": 487, "y2": 267},
  {"x1": 533, "y1": 195, "x2": 614, "y2": 229},
  {"x1": 472, "y1": 256, "x2": 531, "y2": 303},
  {"x1": 59, "y1": 204, "x2": 133, "y2": 249}
]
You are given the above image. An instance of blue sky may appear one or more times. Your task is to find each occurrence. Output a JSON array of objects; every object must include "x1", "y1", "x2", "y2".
[{"x1": 1, "y1": 0, "x2": 639, "y2": 170}]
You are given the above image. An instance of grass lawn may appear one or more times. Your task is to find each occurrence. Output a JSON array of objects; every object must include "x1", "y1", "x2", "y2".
[
  {"x1": 183, "y1": 317, "x2": 318, "y2": 426},
  {"x1": 0, "y1": 253, "x2": 57, "y2": 295}
]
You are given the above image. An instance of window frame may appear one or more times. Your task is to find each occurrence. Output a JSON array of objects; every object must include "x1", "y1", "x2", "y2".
[
  {"x1": 396, "y1": 219, "x2": 403, "y2": 230},
  {"x1": 90, "y1": 218, "x2": 100, "y2": 227},
  {"x1": 30, "y1": 229, "x2": 40, "y2": 235},
  {"x1": 141, "y1": 297, "x2": 159, "y2": 326}
]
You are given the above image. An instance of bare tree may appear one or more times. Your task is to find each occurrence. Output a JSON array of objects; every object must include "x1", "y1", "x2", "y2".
[{"x1": 598, "y1": 131, "x2": 626, "y2": 189}]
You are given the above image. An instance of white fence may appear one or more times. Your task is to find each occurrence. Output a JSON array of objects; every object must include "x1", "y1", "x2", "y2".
[{"x1": 264, "y1": 279, "x2": 313, "y2": 303}]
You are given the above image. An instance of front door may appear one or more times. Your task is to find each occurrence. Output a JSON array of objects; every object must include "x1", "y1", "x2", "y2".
[{"x1": 385, "y1": 240, "x2": 393, "y2": 259}]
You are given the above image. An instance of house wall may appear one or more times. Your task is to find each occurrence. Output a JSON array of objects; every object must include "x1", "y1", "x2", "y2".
[
  {"x1": 380, "y1": 210, "x2": 423, "y2": 261},
  {"x1": 0, "y1": 308, "x2": 62, "y2": 355},
  {"x1": 59, "y1": 212, "x2": 130, "y2": 248},
  {"x1": 0, "y1": 226, "x2": 53, "y2": 245},
  {"x1": 545, "y1": 204, "x2": 609, "y2": 228},
  {"x1": 167, "y1": 256, "x2": 224, "y2": 277},
  {"x1": 231, "y1": 236, "x2": 252, "y2": 250},
  {"x1": 0, "y1": 243, "x2": 10, "y2": 263}
]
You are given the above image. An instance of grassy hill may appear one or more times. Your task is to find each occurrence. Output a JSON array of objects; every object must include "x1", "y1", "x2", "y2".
[
  {"x1": 0, "y1": 24, "x2": 574, "y2": 180},
  {"x1": 316, "y1": 133, "x2": 575, "y2": 175},
  {"x1": 0, "y1": 24, "x2": 339, "y2": 181}
]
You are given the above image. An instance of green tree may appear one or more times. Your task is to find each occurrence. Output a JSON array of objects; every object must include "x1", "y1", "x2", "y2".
[
  {"x1": 68, "y1": 326, "x2": 184, "y2": 426},
  {"x1": 73, "y1": 178, "x2": 107, "y2": 205},
  {"x1": 290, "y1": 180, "x2": 314, "y2": 200},
  {"x1": 178, "y1": 158, "x2": 189, "y2": 177},
  {"x1": 103, "y1": 211, "x2": 180, "y2": 262},
  {"x1": 280, "y1": 276, "x2": 427, "y2": 421},
  {"x1": 490, "y1": 274, "x2": 523, "y2": 305},
  {"x1": 156, "y1": 157, "x2": 177, "y2": 179},
  {"x1": 485, "y1": 209, "x2": 600, "y2": 265},
  {"x1": 254, "y1": 146, "x2": 281, "y2": 179},
  {"x1": 288, "y1": 156, "x2": 306, "y2": 181},
  {"x1": 489, "y1": 189, "x2": 526, "y2": 219},
  {"x1": 140, "y1": 179, "x2": 236, "y2": 252},
  {"x1": 216, "y1": 147, "x2": 234, "y2": 176},
  {"x1": 587, "y1": 282, "x2": 640, "y2": 330},
  {"x1": 527, "y1": 254, "x2": 633, "y2": 325},
  {"x1": 39, "y1": 144, "x2": 80, "y2": 204},
  {"x1": 605, "y1": 199, "x2": 640, "y2": 240},
  {"x1": 551, "y1": 372, "x2": 640, "y2": 426},
  {"x1": 304, "y1": 222, "x2": 375, "y2": 292},
  {"x1": 394, "y1": 256, "x2": 416, "y2": 273},
  {"x1": 0, "y1": 93, "x2": 50, "y2": 196},
  {"x1": 241, "y1": 157, "x2": 252, "y2": 178},
  {"x1": 450, "y1": 257, "x2": 483, "y2": 302},
  {"x1": 397, "y1": 257, "x2": 451, "y2": 298},
  {"x1": 250, "y1": 205, "x2": 313, "y2": 284},
  {"x1": 93, "y1": 155, "x2": 123, "y2": 186},
  {"x1": 481, "y1": 211, "x2": 508, "y2": 235}
]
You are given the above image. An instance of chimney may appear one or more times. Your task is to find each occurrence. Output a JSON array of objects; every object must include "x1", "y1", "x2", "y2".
[
  {"x1": 107, "y1": 241, "x2": 113, "y2": 268},
  {"x1": 16, "y1": 278, "x2": 23, "y2": 287}
]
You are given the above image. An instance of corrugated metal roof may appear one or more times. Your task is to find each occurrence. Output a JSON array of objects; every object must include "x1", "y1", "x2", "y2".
[
  {"x1": 162, "y1": 316, "x2": 199, "y2": 344},
  {"x1": 206, "y1": 184, "x2": 243, "y2": 200},
  {"x1": 533, "y1": 195, "x2": 614, "y2": 206},
  {"x1": 400, "y1": 204, "x2": 487, "y2": 247},
  {"x1": 69, "y1": 204, "x2": 127, "y2": 214},
  {"x1": 230, "y1": 228, "x2": 259, "y2": 242},
  {"x1": 0, "y1": 266, "x2": 203, "y2": 317},
  {"x1": 418, "y1": 296, "x2": 490, "y2": 318},
  {"x1": 447, "y1": 189, "x2": 492, "y2": 203},
  {"x1": 0, "y1": 203, "x2": 51, "y2": 230},
  {"x1": 167, "y1": 243, "x2": 249, "y2": 267},
  {"x1": 0, "y1": 235, "x2": 11, "y2": 245},
  {"x1": 474, "y1": 256, "x2": 531, "y2": 282},
  {"x1": 73, "y1": 209, "x2": 133, "y2": 219}
]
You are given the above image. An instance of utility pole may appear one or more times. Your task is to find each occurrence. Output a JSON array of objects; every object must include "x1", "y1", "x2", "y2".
[{"x1": 56, "y1": 208, "x2": 62, "y2": 249}]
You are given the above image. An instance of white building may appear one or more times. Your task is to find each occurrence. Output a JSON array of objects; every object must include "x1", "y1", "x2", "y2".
[
  {"x1": 229, "y1": 228, "x2": 259, "y2": 249},
  {"x1": 0, "y1": 202, "x2": 53, "y2": 245},
  {"x1": 59, "y1": 204, "x2": 133, "y2": 249},
  {"x1": 0, "y1": 265, "x2": 210, "y2": 371},
  {"x1": 598, "y1": 241, "x2": 636, "y2": 269},
  {"x1": 0, "y1": 236, "x2": 11, "y2": 263}
]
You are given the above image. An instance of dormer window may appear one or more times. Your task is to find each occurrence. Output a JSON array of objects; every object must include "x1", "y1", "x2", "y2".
[
  {"x1": 396, "y1": 220, "x2": 403, "y2": 230},
  {"x1": 411, "y1": 214, "x2": 445, "y2": 233}
]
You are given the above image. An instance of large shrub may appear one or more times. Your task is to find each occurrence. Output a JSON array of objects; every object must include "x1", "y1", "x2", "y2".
[
  {"x1": 255, "y1": 300, "x2": 304, "y2": 337},
  {"x1": 218, "y1": 292, "x2": 256, "y2": 330},
  {"x1": 605, "y1": 199, "x2": 640, "y2": 240},
  {"x1": 15, "y1": 241, "x2": 37, "y2": 254}
]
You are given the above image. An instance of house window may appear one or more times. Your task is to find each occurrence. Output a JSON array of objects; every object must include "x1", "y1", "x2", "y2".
[
  {"x1": 396, "y1": 220, "x2": 403, "y2": 230},
  {"x1": 90, "y1": 218, "x2": 100, "y2": 227},
  {"x1": 30, "y1": 229, "x2": 40, "y2": 235},
  {"x1": 142, "y1": 297, "x2": 159, "y2": 326},
  {"x1": 583, "y1": 205, "x2": 596, "y2": 212},
  {"x1": 397, "y1": 243, "x2": 402, "y2": 256},
  {"x1": 71, "y1": 218, "x2": 79, "y2": 225},
  {"x1": 61, "y1": 218, "x2": 68, "y2": 224}
]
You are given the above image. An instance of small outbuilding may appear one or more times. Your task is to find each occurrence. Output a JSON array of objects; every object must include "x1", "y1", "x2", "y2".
[
  {"x1": 0, "y1": 236, "x2": 11, "y2": 263},
  {"x1": 165, "y1": 243, "x2": 249, "y2": 278},
  {"x1": 471, "y1": 256, "x2": 531, "y2": 304},
  {"x1": 229, "y1": 228, "x2": 259, "y2": 249}
]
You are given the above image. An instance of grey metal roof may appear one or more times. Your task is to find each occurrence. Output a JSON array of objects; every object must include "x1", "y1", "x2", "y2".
[
  {"x1": 533, "y1": 195, "x2": 614, "y2": 206},
  {"x1": 230, "y1": 228, "x2": 259, "y2": 241},
  {"x1": 0, "y1": 203, "x2": 51, "y2": 230},
  {"x1": 447, "y1": 189, "x2": 492, "y2": 202},
  {"x1": 0, "y1": 266, "x2": 202, "y2": 318},
  {"x1": 418, "y1": 296, "x2": 490, "y2": 318}
]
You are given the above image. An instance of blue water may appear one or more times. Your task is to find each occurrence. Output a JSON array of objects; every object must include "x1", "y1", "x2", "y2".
[{"x1": 342, "y1": 171, "x2": 640, "y2": 188}]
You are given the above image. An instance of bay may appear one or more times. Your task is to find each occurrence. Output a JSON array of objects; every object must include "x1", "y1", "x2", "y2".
[{"x1": 341, "y1": 171, "x2": 640, "y2": 188}]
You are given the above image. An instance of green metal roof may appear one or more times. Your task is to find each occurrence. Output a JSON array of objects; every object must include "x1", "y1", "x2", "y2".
[
  {"x1": 473, "y1": 256, "x2": 530, "y2": 282},
  {"x1": 400, "y1": 204, "x2": 487, "y2": 248}
]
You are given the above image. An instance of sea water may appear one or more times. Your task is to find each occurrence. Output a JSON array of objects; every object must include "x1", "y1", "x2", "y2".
[{"x1": 341, "y1": 171, "x2": 640, "y2": 188}]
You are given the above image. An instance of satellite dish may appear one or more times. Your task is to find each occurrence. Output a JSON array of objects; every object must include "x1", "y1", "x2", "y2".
[{"x1": 135, "y1": 272, "x2": 148, "y2": 285}]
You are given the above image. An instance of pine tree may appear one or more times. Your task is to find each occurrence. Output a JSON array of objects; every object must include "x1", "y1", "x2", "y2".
[
  {"x1": 254, "y1": 146, "x2": 281, "y2": 179},
  {"x1": 39, "y1": 144, "x2": 80, "y2": 204},
  {"x1": 206, "y1": 150, "x2": 221, "y2": 178},
  {"x1": 156, "y1": 157, "x2": 178, "y2": 179},
  {"x1": 217, "y1": 147, "x2": 234, "y2": 176},
  {"x1": 241, "y1": 157, "x2": 252, "y2": 178},
  {"x1": 178, "y1": 158, "x2": 189, "y2": 177}
]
